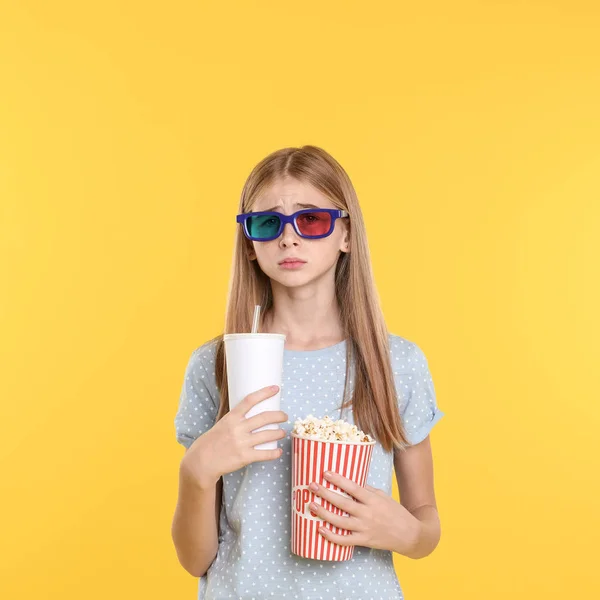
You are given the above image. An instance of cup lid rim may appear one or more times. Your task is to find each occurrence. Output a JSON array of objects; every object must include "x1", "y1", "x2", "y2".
[{"x1": 224, "y1": 333, "x2": 286, "y2": 340}]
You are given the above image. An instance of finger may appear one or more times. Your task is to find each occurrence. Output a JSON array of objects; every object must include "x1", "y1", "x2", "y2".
[
  {"x1": 364, "y1": 484, "x2": 383, "y2": 495},
  {"x1": 234, "y1": 385, "x2": 280, "y2": 414},
  {"x1": 309, "y1": 501, "x2": 358, "y2": 530},
  {"x1": 309, "y1": 483, "x2": 358, "y2": 515},
  {"x1": 244, "y1": 410, "x2": 288, "y2": 432},
  {"x1": 248, "y1": 427, "x2": 286, "y2": 446},
  {"x1": 317, "y1": 525, "x2": 357, "y2": 547},
  {"x1": 248, "y1": 447, "x2": 283, "y2": 463},
  {"x1": 322, "y1": 471, "x2": 370, "y2": 503}
]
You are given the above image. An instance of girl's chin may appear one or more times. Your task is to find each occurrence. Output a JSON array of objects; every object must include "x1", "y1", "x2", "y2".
[{"x1": 269, "y1": 271, "x2": 318, "y2": 287}]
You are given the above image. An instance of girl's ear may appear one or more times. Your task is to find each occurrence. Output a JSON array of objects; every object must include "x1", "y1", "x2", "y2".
[
  {"x1": 246, "y1": 239, "x2": 257, "y2": 260},
  {"x1": 341, "y1": 224, "x2": 350, "y2": 253}
]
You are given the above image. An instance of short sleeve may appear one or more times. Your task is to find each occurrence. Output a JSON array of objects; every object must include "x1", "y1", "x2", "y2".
[
  {"x1": 174, "y1": 342, "x2": 220, "y2": 449},
  {"x1": 391, "y1": 336, "x2": 445, "y2": 446}
]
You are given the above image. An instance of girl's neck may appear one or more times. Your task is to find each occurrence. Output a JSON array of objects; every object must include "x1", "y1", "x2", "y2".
[{"x1": 262, "y1": 297, "x2": 345, "y2": 351}]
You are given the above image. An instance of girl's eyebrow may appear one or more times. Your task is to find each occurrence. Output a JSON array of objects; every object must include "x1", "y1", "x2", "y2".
[{"x1": 261, "y1": 202, "x2": 320, "y2": 212}]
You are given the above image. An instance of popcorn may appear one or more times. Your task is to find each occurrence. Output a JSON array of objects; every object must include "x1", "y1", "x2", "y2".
[{"x1": 292, "y1": 414, "x2": 374, "y2": 443}]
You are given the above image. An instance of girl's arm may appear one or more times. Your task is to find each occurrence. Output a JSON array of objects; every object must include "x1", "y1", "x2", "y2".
[
  {"x1": 312, "y1": 436, "x2": 441, "y2": 559},
  {"x1": 171, "y1": 451, "x2": 222, "y2": 578},
  {"x1": 394, "y1": 435, "x2": 441, "y2": 559},
  {"x1": 171, "y1": 387, "x2": 287, "y2": 577}
]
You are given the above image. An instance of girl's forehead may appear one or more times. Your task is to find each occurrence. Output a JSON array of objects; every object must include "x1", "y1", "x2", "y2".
[
  {"x1": 262, "y1": 179, "x2": 316, "y2": 199},
  {"x1": 253, "y1": 182, "x2": 334, "y2": 211}
]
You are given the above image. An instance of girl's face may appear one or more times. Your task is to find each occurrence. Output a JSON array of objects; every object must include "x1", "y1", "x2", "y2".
[{"x1": 248, "y1": 178, "x2": 349, "y2": 289}]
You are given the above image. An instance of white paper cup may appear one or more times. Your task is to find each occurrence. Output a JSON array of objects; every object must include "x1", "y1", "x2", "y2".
[
  {"x1": 224, "y1": 333, "x2": 286, "y2": 450},
  {"x1": 291, "y1": 434, "x2": 376, "y2": 561}
]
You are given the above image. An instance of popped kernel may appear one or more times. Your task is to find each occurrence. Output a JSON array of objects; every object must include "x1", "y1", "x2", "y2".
[{"x1": 292, "y1": 415, "x2": 374, "y2": 443}]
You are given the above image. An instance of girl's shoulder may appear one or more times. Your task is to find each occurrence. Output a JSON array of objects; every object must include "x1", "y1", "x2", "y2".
[
  {"x1": 387, "y1": 332, "x2": 430, "y2": 375},
  {"x1": 189, "y1": 335, "x2": 221, "y2": 367},
  {"x1": 183, "y1": 337, "x2": 221, "y2": 392}
]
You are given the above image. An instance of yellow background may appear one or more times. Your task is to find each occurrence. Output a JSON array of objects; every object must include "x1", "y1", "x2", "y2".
[{"x1": 1, "y1": 1, "x2": 599, "y2": 598}]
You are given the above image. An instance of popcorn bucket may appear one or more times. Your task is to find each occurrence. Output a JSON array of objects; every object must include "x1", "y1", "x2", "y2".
[{"x1": 291, "y1": 433, "x2": 376, "y2": 561}]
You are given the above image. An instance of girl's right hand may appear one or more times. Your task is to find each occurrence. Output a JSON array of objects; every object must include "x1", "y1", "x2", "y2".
[{"x1": 180, "y1": 385, "x2": 288, "y2": 488}]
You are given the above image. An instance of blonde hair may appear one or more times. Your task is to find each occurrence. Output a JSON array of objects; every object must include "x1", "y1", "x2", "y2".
[{"x1": 211, "y1": 145, "x2": 409, "y2": 452}]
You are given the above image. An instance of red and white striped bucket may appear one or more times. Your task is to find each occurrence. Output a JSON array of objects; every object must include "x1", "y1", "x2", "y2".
[{"x1": 291, "y1": 433, "x2": 376, "y2": 561}]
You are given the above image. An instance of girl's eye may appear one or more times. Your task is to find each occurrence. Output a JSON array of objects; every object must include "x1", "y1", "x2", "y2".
[{"x1": 299, "y1": 214, "x2": 320, "y2": 224}]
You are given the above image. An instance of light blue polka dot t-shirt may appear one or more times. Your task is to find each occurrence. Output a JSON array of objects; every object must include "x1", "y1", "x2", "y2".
[{"x1": 174, "y1": 333, "x2": 445, "y2": 600}]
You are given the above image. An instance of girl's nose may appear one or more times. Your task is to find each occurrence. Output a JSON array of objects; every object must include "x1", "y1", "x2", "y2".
[{"x1": 279, "y1": 222, "x2": 300, "y2": 247}]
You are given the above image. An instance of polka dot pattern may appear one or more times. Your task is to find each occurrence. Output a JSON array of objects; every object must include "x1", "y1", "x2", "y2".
[{"x1": 174, "y1": 334, "x2": 444, "y2": 599}]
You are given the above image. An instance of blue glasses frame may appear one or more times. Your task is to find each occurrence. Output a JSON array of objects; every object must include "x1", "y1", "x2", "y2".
[{"x1": 236, "y1": 208, "x2": 349, "y2": 241}]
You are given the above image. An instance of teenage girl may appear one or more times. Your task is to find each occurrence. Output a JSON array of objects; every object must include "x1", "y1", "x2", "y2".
[{"x1": 172, "y1": 145, "x2": 445, "y2": 599}]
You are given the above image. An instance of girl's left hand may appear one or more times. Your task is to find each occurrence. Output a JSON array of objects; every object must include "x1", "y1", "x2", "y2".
[{"x1": 308, "y1": 471, "x2": 421, "y2": 556}]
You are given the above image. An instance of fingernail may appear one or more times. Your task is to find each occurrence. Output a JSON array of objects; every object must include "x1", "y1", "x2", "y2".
[
  {"x1": 309, "y1": 503, "x2": 318, "y2": 510},
  {"x1": 323, "y1": 471, "x2": 332, "y2": 477},
  {"x1": 309, "y1": 482, "x2": 318, "y2": 491}
]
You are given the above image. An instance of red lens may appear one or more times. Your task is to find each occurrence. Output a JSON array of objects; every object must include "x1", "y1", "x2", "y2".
[{"x1": 295, "y1": 211, "x2": 332, "y2": 237}]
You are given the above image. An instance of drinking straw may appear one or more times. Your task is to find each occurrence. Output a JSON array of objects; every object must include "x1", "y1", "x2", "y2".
[{"x1": 251, "y1": 305, "x2": 261, "y2": 333}]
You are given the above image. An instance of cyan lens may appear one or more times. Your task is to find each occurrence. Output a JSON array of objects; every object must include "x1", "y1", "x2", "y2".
[{"x1": 247, "y1": 214, "x2": 281, "y2": 240}]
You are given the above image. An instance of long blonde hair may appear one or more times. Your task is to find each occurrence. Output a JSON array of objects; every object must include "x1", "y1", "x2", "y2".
[{"x1": 211, "y1": 145, "x2": 409, "y2": 452}]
